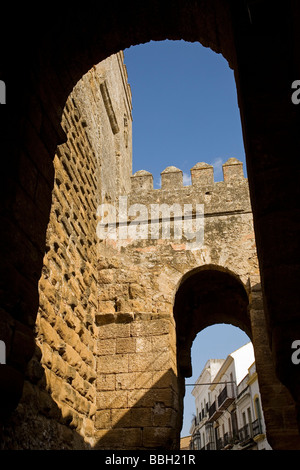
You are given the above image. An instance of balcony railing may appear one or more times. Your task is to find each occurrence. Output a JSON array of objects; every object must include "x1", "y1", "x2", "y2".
[
  {"x1": 193, "y1": 419, "x2": 265, "y2": 450},
  {"x1": 252, "y1": 419, "x2": 263, "y2": 437},
  {"x1": 223, "y1": 432, "x2": 231, "y2": 447},
  {"x1": 218, "y1": 384, "x2": 235, "y2": 410},
  {"x1": 207, "y1": 400, "x2": 222, "y2": 422},
  {"x1": 215, "y1": 432, "x2": 238, "y2": 450},
  {"x1": 206, "y1": 386, "x2": 235, "y2": 423},
  {"x1": 239, "y1": 423, "x2": 251, "y2": 442},
  {"x1": 216, "y1": 437, "x2": 224, "y2": 450},
  {"x1": 200, "y1": 407, "x2": 208, "y2": 421},
  {"x1": 208, "y1": 400, "x2": 216, "y2": 417},
  {"x1": 205, "y1": 442, "x2": 216, "y2": 450}
]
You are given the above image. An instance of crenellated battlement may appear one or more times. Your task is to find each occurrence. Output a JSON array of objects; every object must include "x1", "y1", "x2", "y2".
[
  {"x1": 128, "y1": 158, "x2": 250, "y2": 217},
  {"x1": 130, "y1": 158, "x2": 245, "y2": 192}
]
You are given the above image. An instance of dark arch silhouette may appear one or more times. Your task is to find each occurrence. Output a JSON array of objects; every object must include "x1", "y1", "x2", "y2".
[
  {"x1": 174, "y1": 265, "x2": 251, "y2": 379},
  {"x1": 1, "y1": 0, "x2": 300, "y2": 449}
]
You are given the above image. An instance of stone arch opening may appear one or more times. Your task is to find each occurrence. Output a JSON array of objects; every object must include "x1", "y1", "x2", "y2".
[
  {"x1": 174, "y1": 265, "x2": 251, "y2": 377},
  {"x1": 174, "y1": 265, "x2": 253, "y2": 441},
  {"x1": 174, "y1": 265, "x2": 300, "y2": 449},
  {"x1": 1, "y1": 2, "x2": 239, "y2": 428},
  {"x1": 1, "y1": 0, "x2": 300, "y2": 450}
]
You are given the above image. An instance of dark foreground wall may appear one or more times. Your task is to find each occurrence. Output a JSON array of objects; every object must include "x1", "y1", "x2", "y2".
[{"x1": 0, "y1": 0, "x2": 300, "y2": 449}]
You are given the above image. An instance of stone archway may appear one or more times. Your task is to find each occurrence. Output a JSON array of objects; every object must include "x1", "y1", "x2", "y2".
[
  {"x1": 174, "y1": 266, "x2": 252, "y2": 380},
  {"x1": 1, "y1": 2, "x2": 237, "y2": 426},
  {"x1": 174, "y1": 265, "x2": 300, "y2": 450},
  {"x1": 174, "y1": 265, "x2": 252, "y2": 447}
]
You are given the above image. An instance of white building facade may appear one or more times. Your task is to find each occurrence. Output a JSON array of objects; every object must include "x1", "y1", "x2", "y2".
[{"x1": 189, "y1": 343, "x2": 272, "y2": 450}]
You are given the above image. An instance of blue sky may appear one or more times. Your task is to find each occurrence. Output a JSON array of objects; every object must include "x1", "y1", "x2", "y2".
[
  {"x1": 124, "y1": 39, "x2": 246, "y2": 187},
  {"x1": 183, "y1": 325, "x2": 250, "y2": 437},
  {"x1": 123, "y1": 40, "x2": 249, "y2": 438}
]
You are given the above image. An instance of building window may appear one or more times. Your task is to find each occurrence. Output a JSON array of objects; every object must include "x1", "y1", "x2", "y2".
[
  {"x1": 255, "y1": 397, "x2": 262, "y2": 421},
  {"x1": 231, "y1": 410, "x2": 238, "y2": 439},
  {"x1": 247, "y1": 407, "x2": 253, "y2": 436}
]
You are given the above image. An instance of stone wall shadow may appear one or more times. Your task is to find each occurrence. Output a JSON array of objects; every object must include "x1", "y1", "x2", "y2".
[
  {"x1": 94, "y1": 369, "x2": 181, "y2": 451},
  {"x1": 250, "y1": 282, "x2": 300, "y2": 450},
  {"x1": 1, "y1": 361, "x2": 182, "y2": 450},
  {"x1": 1, "y1": 343, "x2": 89, "y2": 450}
]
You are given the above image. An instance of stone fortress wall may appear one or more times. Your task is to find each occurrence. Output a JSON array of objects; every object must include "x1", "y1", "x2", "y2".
[
  {"x1": 94, "y1": 157, "x2": 261, "y2": 449},
  {"x1": 2, "y1": 51, "x2": 132, "y2": 449}
]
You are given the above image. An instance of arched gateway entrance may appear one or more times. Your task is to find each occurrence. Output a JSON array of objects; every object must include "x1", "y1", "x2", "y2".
[
  {"x1": 175, "y1": 266, "x2": 252, "y2": 446},
  {"x1": 1, "y1": 0, "x2": 300, "y2": 450},
  {"x1": 175, "y1": 266, "x2": 252, "y2": 381}
]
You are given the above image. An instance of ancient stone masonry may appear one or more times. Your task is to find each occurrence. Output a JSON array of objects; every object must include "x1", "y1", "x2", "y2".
[
  {"x1": 1, "y1": 52, "x2": 132, "y2": 449},
  {"x1": 95, "y1": 157, "x2": 299, "y2": 450},
  {"x1": 1, "y1": 49, "x2": 299, "y2": 450},
  {"x1": 98, "y1": 158, "x2": 258, "y2": 318},
  {"x1": 94, "y1": 157, "x2": 261, "y2": 449}
]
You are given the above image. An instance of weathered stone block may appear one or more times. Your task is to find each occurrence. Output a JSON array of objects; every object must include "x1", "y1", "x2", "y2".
[
  {"x1": 51, "y1": 351, "x2": 67, "y2": 378},
  {"x1": 72, "y1": 372, "x2": 85, "y2": 395},
  {"x1": 98, "y1": 300, "x2": 116, "y2": 313},
  {"x1": 97, "y1": 390, "x2": 128, "y2": 410},
  {"x1": 222, "y1": 158, "x2": 244, "y2": 182},
  {"x1": 98, "y1": 353, "x2": 128, "y2": 374},
  {"x1": 123, "y1": 428, "x2": 143, "y2": 448},
  {"x1": 191, "y1": 162, "x2": 214, "y2": 186},
  {"x1": 161, "y1": 166, "x2": 183, "y2": 190},
  {"x1": 115, "y1": 372, "x2": 136, "y2": 390},
  {"x1": 131, "y1": 170, "x2": 153, "y2": 191},
  {"x1": 128, "y1": 350, "x2": 171, "y2": 373},
  {"x1": 39, "y1": 317, "x2": 66, "y2": 353},
  {"x1": 152, "y1": 406, "x2": 177, "y2": 427},
  {"x1": 98, "y1": 338, "x2": 116, "y2": 356},
  {"x1": 82, "y1": 418, "x2": 94, "y2": 438},
  {"x1": 130, "y1": 318, "x2": 171, "y2": 337},
  {"x1": 98, "y1": 322, "x2": 131, "y2": 339},
  {"x1": 96, "y1": 427, "x2": 142, "y2": 449},
  {"x1": 95, "y1": 409, "x2": 112, "y2": 429},
  {"x1": 111, "y1": 408, "x2": 132, "y2": 427},
  {"x1": 142, "y1": 427, "x2": 176, "y2": 449},
  {"x1": 129, "y1": 283, "x2": 146, "y2": 299},
  {"x1": 97, "y1": 373, "x2": 116, "y2": 391},
  {"x1": 135, "y1": 337, "x2": 152, "y2": 353},
  {"x1": 98, "y1": 269, "x2": 116, "y2": 284},
  {"x1": 41, "y1": 342, "x2": 53, "y2": 369},
  {"x1": 61, "y1": 344, "x2": 82, "y2": 371},
  {"x1": 116, "y1": 337, "x2": 136, "y2": 354}
]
